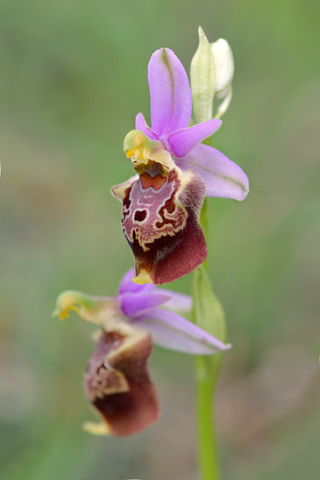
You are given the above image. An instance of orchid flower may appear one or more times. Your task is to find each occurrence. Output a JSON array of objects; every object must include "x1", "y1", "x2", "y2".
[
  {"x1": 53, "y1": 269, "x2": 230, "y2": 436},
  {"x1": 112, "y1": 48, "x2": 249, "y2": 285}
]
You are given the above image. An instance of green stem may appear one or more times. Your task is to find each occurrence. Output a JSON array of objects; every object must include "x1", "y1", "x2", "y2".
[
  {"x1": 200, "y1": 197, "x2": 209, "y2": 239},
  {"x1": 194, "y1": 169, "x2": 224, "y2": 480},
  {"x1": 196, "y1": 357, "x2": 220, "y2": 480}
]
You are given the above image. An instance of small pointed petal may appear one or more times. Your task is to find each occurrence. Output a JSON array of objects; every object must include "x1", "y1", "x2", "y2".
[
  {"x1": 118, "y1": 268, "x2": 155, "y2": 295},
  {"x1": 135, "y1": 113, "x2": 159, "y2": 140},
  {"x1": 148, "y1": 48, "x2": 192, "y2": 137},
  {"x1": 160, "y1": 290, "x2": 192, "y2": 312},
  {"x1": 120, "y1": 292, "x2": 171, "y2": 317},
  {"x1": 168, "y1": 119, "x2": 222, "y2": 158},
  {"x1": 83, "y1": 323, "x2": 159, "y2": 436},
  {"x1": 177, "y1": 143, "x2": 249, "y2": 200},
  {"x1": 82, "y1": 421, "x2": 110, "y2": 435},
  {"x1": 132, "y1": 269, "x2": 153, "y2": 285},
  {"x1": 135, "y1": 308, "x2": 231, "y2": 354}
]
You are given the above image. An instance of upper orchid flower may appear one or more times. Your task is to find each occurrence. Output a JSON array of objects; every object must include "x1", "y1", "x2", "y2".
[
  {"x1": 134, "y1": 47, "x2": 249, "y2": 200},
  {"x1": 112, "y1": 47, "x2": 249, "y2": 285},
  {"x1": 53, "y1": 269, "x2": 230, "y2": 437}
]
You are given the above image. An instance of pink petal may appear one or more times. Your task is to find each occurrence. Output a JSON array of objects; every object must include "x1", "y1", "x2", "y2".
[
  {"x1": 177, "y1": 143, "x2": 249, "y2": 201},
  {"x1": 160, "y1": 290, "x2": 192, "y2": 312},
  {"x1": 135, "y1": 113, "x2": 159, "y2": 140},
  {"x1": 135, "y1": 308, "x2": 231, "y2": 354},
  {"x1": 168, "y1": 119, "x2": 222, "y2": 158},
  {"x1": 120, "y1": 292, "x2": 171, "y2": 317},
  {"x1": 148, "y1": 48, "x2": 192, "y2": 137}
]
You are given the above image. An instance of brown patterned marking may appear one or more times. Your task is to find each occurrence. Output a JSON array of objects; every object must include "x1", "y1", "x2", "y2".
[
  {"x1": 120, "y1": 168, "x2": 187, "y2": 251},
  {"x1": 122, "y1": 188, "x2": 131, "y2": 221},
  {"x1": 122, "y1": 188, "x2": 131, "y2": 209},
  {"x1": 155, "y1": 194, "x2": 177, "y2": 228},
  {"x1": 134, "y1": 210, "x2": 147, "y2": 222},
  {"x1": 92, "y1": 368, "x2": 127, "y2": 400},
  {"x1": 85, "y1": 332, "x2": 127, "y2": 401}
]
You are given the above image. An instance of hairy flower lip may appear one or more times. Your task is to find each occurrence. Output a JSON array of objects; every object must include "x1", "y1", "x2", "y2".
[
  {"x1": 83, "y1": 324, "x2": 159, "y2": 437},
  {"x1": 112, "y1": 158, "x2": 208, "y2": 285}
]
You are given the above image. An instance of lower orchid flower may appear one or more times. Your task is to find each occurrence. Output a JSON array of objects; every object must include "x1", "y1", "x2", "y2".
[{"x1": 53, "y1": 269, "x2": 230, "y2": 436}]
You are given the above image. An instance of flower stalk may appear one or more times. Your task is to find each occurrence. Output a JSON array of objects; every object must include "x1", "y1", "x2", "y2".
[
  {"x1": 193, "y1": 264, "x2": 227, "y2": 480},
  {"x1": 191, "y1": 28, "x2": 232, "y2": 477},
  {"x1": 196, "y1": 358, "x2": 219, "y2": 480}
]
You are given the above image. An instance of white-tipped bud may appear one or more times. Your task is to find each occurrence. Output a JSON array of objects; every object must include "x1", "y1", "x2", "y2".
[{"x1": 210, "y1": 38, "x2": 234, "y2": 98}]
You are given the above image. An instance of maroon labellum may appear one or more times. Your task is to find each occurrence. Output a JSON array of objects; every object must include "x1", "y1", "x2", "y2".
[
  {"x1": 112, "y1": 154, "x2": 207, "y2": 285},
  {"x1": 83, "y1": 326, "x2": 159, "y2": 436}
]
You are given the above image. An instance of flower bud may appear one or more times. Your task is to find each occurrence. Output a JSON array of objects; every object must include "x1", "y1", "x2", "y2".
[
  {"x1": 210, "y1": 38, "x2": 234, "y2": 99},
  {"x1": 191, "y1": 28, "x2": 234, "y2": 121},
  {"x1": 190, "y1": 26, "x2": 216, "y2": 124}
]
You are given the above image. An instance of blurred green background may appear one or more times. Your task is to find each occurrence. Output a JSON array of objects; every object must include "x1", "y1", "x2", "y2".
[{"x1": 1, "y1": 0, "x2": 319, "y2": 479}]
